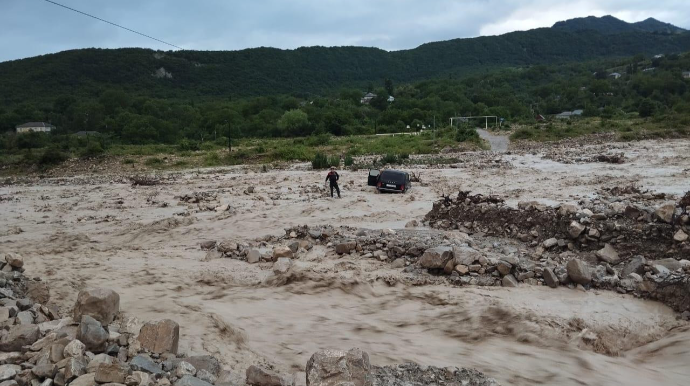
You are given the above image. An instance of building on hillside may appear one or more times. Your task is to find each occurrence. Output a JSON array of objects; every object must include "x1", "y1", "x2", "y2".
[
  {"x1": 360, "y1": 92, "x2": 377, "y2": 104},
  {"x1": 387, "y1": 96, "x2": 395, "y2": 103},
  {"x1": 571, "y1": 109, "x2": 584, "y2": 116},
  {"x1": 654, "y1": 54, "x2": 665, "y2": 59},
  {"x1": 683, "y1": 71, "x2": 690, "y2": 79},
  {"x1": 643, "y1": 68, "x2": 656, "y2": 73},
  {"x1": 556, "y1": 112, "x2": 573, "y2": 119},
  {"x1": 608, "y1": 72, "x2": 622, "y2": 79},
  {"x1": 15, "y1": 122, "x2": 55, "y2": 134}
]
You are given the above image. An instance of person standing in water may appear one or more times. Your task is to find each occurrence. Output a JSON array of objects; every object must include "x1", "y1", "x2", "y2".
[{"x1": 325, "y1": 166, "x2": 341, "y2": 198}]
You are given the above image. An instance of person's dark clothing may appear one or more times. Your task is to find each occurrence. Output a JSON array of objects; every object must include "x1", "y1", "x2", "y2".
[{"x1": 326, "y1": 171, "x2": 341, "y2": 198}]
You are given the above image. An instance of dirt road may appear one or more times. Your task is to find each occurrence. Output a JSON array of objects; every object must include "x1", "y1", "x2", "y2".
[{"x1": 2, "y1": 138, "x2": 689, "y2": 386}]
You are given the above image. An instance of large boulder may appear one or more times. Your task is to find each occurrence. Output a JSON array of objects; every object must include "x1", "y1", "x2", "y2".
[
  {"x1": 419, "y1": 246, "x2": 453, "y2": 269},
  {"x1": 543, "y1": 268, "x2": 559, "y2": 288},
  {"x1": 568, "y1": 221, "x2": 585, "y2": 239},
  {"x1": 452, "y1": 246, "x2": 482, "y2": 266},
  {"x1": 95, "y1": 362, "x2": 131, "y2": 384},
  {"x1": 655, "y1": 258, "x2": 682, "y2": 272},
  {"x1": 621, "y1": 256, "x2": 646, "y2": 278},
  {"x1": 70, "y1": 373, "x2": 96, "y2": 386},
  {"x1": 335, "y1": 242, "x2": 357, "y2": 255},
  {"x1": 566, "y1": 259, "x2": 592, "y2": 285},
  {"x1": 137, "y1": 319, "x2": 179, "y2": 354},
  {"x1": 77, "y1": 315, "x2": 108, "y2": 352},
  {"x1": 273, "y1": 258, "x2": 292, "y2": 275},
  {"x1": 64, "y1": 340, "x2": 86, "y2": 358},
  {"x1": 0, "y1": 324, "x2": 40, "y2": 351},
  {"x1": 73, "y1": 288, "x2": 120, "y2": 325},
  {"x1": 0, "y1": 365, "x2": 21, "y2": 382},
  {"x1": 306, "y1": 348, "x2": 372, "y2": 386},
  {"x1": 65, "y1": 356, "x2": 89, "y2": 381},
  {"x1": 272, "y1": 247, "x2": 293, "y2": 260},
  {"x1": 167, "y1": 356, "x2": 221, "y2": 377},
  {"x1": 175, "y1": 375, "x2": 213, "y2": 386},
  {"x1": 595, "y1": 244, "x2": 620, "y2": 265},
  {"x1": 4, "y1": 253, "x2": 23, "y2": 269},
  {"x1": 245, "y1": 365, "x2": 292, "y2": 386},
  {"x1": 655, "y1": 203, "x2": 676, "y2": 224},
  {"x1": 130, "y1": 355, "x2": 164, "y2": 376},
  {"x1": 502, "y1": 275, "x2": 518, "y2": 288}
]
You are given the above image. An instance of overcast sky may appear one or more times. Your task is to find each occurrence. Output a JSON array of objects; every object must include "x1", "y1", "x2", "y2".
[{"x1": 1, "y1": 0, "x2": 688, "y2": 62}]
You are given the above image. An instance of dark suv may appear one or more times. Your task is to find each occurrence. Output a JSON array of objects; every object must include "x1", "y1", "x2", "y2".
[{"x1": 368, "y1": 169, "x2": 411, "y2": 193}]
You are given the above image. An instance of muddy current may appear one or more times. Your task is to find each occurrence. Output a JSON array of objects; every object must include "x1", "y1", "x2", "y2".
[{"x1": 2, "y1": 138, "x2": 690, "y2": 386}]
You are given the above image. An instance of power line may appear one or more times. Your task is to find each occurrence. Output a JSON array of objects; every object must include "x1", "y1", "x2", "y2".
[{"x1": 41, "y1": 0, "x2": 183, "y2": 50}]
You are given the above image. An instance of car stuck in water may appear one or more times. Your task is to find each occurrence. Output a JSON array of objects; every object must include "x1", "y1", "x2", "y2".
[{"x1": 368, "y1": 169, "x2": 411, "y2": 193}]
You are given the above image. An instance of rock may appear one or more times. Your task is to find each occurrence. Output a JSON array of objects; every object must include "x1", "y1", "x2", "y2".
[
  {"x1": 246, "y1": 249, "x2": 262, "y2": 264},
  {"x1": 674, "y1": 229, "x2": 688, "y2": 242},
  {"x1": 69, "y1": 373, "x2": 96, "y2": 386},
  {"x1": 16, "y1": 299, "x2": 33, "y2": 311},
  {"x1": 335, "y1": 241, "x2": 357, "y2": 255},
  {"x1": 566, "y1": 259, "x2": 592, "y2": 285},
  {"x1": 4, "y1": 253, "x2": 23, "y2": 269},
  {"x1": 26, "y1": 282, "x2": 50, "y2": 305},
  {"x1": 174, "y1": 376, "x2": 213, "y2": 386},
  {"x1": 0, "y1": 381, "x2": 18, "y2": 386},
  {"x1": 0, "y1": 352, "x2": 23, "y2": 366},
  {"x1": 543, "y1": 268, "x2": 559, "y2": 288},
  {"x1": 390, "y1": 259, "x2": 405, "y2": 269},
  {"x1": 64, "y1": 340, "x2": 86, "y2": 358},
  {"x1": 621, "y1": 256, "x2": 646, "y2": 278},
  {"x1": 656, "y1": 258, "x2": 682, "y2": 272},
  {"x1": 175, "y1": 362, "x2": 196, "y2": 378},
  {"x1": 217, "y1": 241, "x2": 238, "y2": 254},
  {"x1": 568, "y1": 221, "x2": 585, "y2": 238},
  {"x1": 73, "y1": 288, "x2": 120, "y2": 325},
  {"x1": 200, "y1": 241, "x2": 217, "y2": 250},
  {"x1": 245, "y1": 366, "x2": 291, "y2": 386},
  {"x1": 77, "y1": 316, "x2": 108, "y2": 353},
  {"x1": 32, "y1": 363, "x2": 58, "y2": 379},
  {"x1": 452, "y1": 246, "x2": 482, "y2": 266},
  {"x1": 306, "y1": 348, "x2": 371, "y2": 386},
  {"x1": 502, "y1": 275, "x2": 518, "y2": 287},
  {"x1": 272, "y1": 247, "x2": 293, "y2": 260},
  {"x1": 125, "y1": 371, "x2": 149, "y2": 386},
  {"x1": 195, "y1": 370, "x2": 216, "y2": 385},
  {"x1": 65, "y1": 357, "x2": 89, "y2": 380},
  {"x1": 287, "y1": 242, "x2": 300, "y2": 254},
  {"x1": 419, "y1": 246, "x2": 453, "y2": 269},
  {"x1": 0, "y1": 324, "x2": 41, "y2": 351},
  {"x1": 542, "y1": 238, "x2": 558, "y2": 249},
  {"x1": 86, "y1": 354, "x2": 114, "y2": 373},
  {"x1": 137, "y1": 319, "x2": 179, "y2": 354},
  {"x1": 496, "y1": 262, "x2": 511, "y2": 276},
  {"x1": 172, "y1": 356, "x2": 221, "y2": 377},
  {"x1": 94, "y1": 361, "x2": 132, "y2": 383},
  {"x1": 655, "y1": 203, "x2": 676, "y2": 224},
  {"x1": 0, "y1": 365, "x2": 21, "y2": 382},
  {"x1": 652, "y1": 265, "x2": 671, "y2": 275},
  {"x1": 129, "y1": 356, "x2": 163, "y2": 376},
  {"x1": 558, "y1": 204, "x2": 579, "y2": 216},
  {"x1": 454, "y1": 265, "x2": 469, "y2": 275},
  {"x1": 443, "y1": 260, "x2": 455, "y2": 275},
  {"x1": 595, "y1": 244, "x2": 620, "y2": 265},
  {"x1": 272, "y1": 258, "x2": 292, "y2": 275},
  {"x1": 16, "y1": 310, "x2": 34, "y2": 325},
  {"x1": 405, "y1": 220, "x2": 419, "y2": 228}
]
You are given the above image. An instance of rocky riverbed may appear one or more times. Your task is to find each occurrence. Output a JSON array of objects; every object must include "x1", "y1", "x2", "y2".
[{"x1": 2, "y1": 137, "x2": 690, "y2": 386}]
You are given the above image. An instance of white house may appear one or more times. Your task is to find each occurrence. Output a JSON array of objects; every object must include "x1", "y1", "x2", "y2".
[
  {"x1": 387, "y1": 96, "x2": 395, "y2": 103},
  {"x1": 15, "y1": 122, "x2": 55, "y2": 134},
  {"x1": 683, "y1": 71, "x2": 690, "y2": 79},
  {"x1": 609, "y1": 72, "x2": 622, "y2": 79},
  {"x1": 360, "y1": 92, "x2": 376, "y2": 104}
]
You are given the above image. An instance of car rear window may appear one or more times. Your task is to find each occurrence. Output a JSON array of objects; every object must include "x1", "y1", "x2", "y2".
[{"x1": 380, "y1": 171, "x2": 406, "y2": 184}]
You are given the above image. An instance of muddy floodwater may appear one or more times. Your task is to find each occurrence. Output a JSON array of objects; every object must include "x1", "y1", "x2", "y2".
[{"x1": 2, "y1": 138, "x2": 690, "y2": 386}]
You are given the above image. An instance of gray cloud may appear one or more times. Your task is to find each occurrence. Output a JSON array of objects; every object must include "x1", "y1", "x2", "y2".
[{"x1": 1, "y1": 0, "x2": 688, "y2": 62}]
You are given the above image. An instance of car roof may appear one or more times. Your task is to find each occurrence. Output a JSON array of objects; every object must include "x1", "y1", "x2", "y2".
[{"x1": 380, "y1": 169, "x2": 407, "y2": 175}]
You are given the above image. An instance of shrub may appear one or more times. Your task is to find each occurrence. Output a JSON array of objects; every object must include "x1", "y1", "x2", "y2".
[
  {"x1": 312, "y1": 153, "x2": 329, "y2": 169},
  {"x1": 122, "y1": 158, "x2": 136, "y2": 165},
  {"x1": 510, "y1": 128, "x2": 536, "y2": 140},
  {"x1": 344, "y1": 155, "x2": 354, "y2": 167},
  {"x1": 80, "y1": 142, "x2": 104, "y2": 158},
  {"x1": 177, "y1": 139, "x2": 200, "y2": 152},
  {"x1": 380, "y1": 153, "x2": 398, "y2": 165},
  {"x1": 455, "y1": 127, "x2": 479, "y2": 142},
  {"x1": 39, "y1": 147, "x2": 68, "y2": 166},
  {"x1": 327, "y1": 156, "x2": 341, "y2": 167}
]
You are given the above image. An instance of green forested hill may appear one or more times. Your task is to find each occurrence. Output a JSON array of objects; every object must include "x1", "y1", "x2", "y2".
[
  {"x1": 1, "y1": 16, "x2": 689, "y2": 105},
  {"x1": 553, "y1": 15, "x2": 686, "y2": 34}
]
